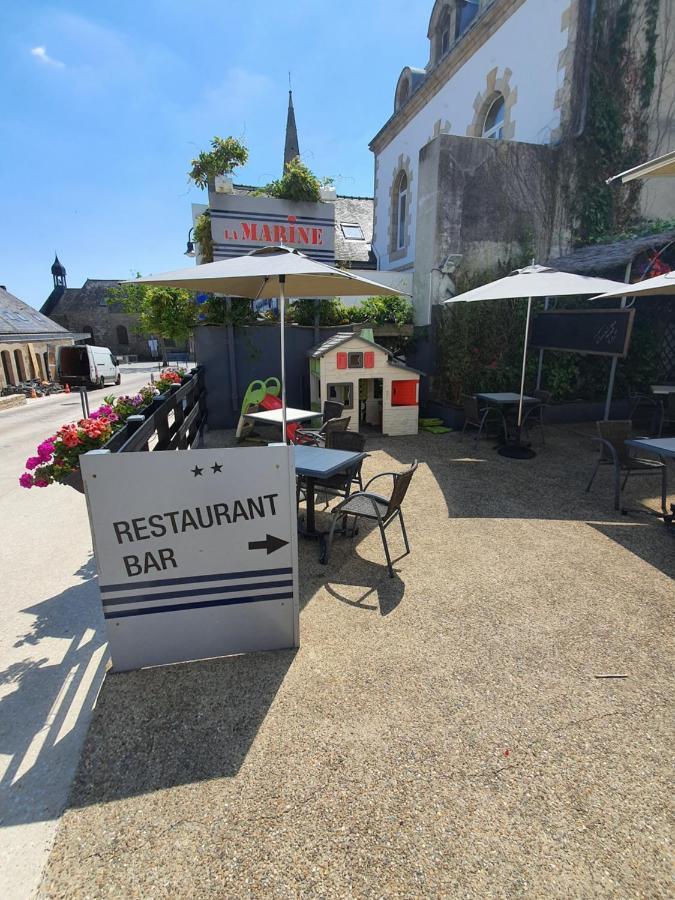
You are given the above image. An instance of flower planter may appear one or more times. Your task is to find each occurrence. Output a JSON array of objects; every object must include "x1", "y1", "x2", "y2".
[{"x1": 60, "y1": 468, "x2": 85, "y2": 493}]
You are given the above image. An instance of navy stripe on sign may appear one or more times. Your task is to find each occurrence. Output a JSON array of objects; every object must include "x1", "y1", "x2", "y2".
[
  {"x1": 100, "y1": 567, "x2": 292, "y2": 594},
  {"x1": 103, "y1": 578, "x2": 293, "y2": 607},
  {"x1": 104, "y1": 591, "x2": 293, "y2": 619},
  {"x1": 209, "y1": 209, "x2": 334, "y2": 226}
]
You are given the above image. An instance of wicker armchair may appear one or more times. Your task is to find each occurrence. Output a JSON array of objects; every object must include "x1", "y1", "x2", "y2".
[
  {"x1": 294, "y1": 401, "x2": 344, "y2": 444},
  {"x1": 585, "y1": 420, "x2": 666, "y2": 511},
  {"x1": 322, "y1": 461, "x2": 418, "y2": 577},
  {"x1": 295, "y1": 415, "x2": 350, "y2": 447},
  {"x1": 300, "y1": 430, "x2": 368, "y2": 510},
  {"x1": 658, "y1": 392, "x2": 675, "y2": 437},
  {"x1": 518, "y1": 389, "x2": 552, "y2": 445}
]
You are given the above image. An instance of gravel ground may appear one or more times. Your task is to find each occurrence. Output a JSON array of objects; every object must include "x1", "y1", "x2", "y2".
[{"x1": 39, "y1": 426, "x2": 673, "y2": 898}]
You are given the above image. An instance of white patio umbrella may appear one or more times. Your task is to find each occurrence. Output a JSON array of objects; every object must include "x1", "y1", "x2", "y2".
[
  {"x1": 606, "y1": 149, "x2": 675, "y2": 184},
  {"x1": 127, "y1": 245, "x2": 406, "y2": 438},
  {"x1": 443, "y1": 265, "x2": 627, "y2": 456},
  {"x1": 591, "y1": 270, "x2": 675, "y2": 299}
]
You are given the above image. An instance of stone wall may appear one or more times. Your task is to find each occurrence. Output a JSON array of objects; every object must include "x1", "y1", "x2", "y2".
[
  {"x1": 0, "y1": 339, "x2": 73, "y2": 388},
  {"x1": 413, "y1": 132, "x2": 569, "y2": 323}
]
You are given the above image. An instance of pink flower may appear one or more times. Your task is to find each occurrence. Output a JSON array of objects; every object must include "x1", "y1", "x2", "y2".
[
  {"x1": 19, "y1": 473, "x2": 34, "y2": 489},
  {"x1": 37, "y1": 440, "x2": 55, "y2": 461},
  {"x1": 33, "y1": 477, "x2": 49, "y2": 488},
  {"x1": 25, "y1": 456, "x2": 42, "y2": 470}
]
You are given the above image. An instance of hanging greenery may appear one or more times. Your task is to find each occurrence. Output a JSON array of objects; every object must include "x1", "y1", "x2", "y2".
[
  {"x1": 193, "y1": 212, "x2": 214, "y2": 263},
  {"x1": 262, "y1": 157, "x2": 324, "y2": 202},
  {"x1": 188, "y1": 136, "x2": 249, "y2": 190}
]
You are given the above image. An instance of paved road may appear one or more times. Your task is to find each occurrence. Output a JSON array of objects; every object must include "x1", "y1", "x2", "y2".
[{"x1": 0, "y1": 364, "x2": 169, "y2": 899}]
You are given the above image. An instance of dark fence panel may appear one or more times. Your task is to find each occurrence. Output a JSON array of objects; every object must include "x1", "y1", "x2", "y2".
[
  {"x1": 194, "y1": 323, "x2": 348, "y2": 430},
  {"x1": 104, "y1": 367, "x2": 206, "y2": 453}
]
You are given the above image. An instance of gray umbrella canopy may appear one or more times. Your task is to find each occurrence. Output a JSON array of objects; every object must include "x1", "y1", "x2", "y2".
[
  {"x1": 592, "y1": 271, "x2": 675, "y2": 300},
  {"x1": 129, "y1": 245, "x2": 404, "y2": 299},
  {"x1": 443, "y1": 265, "x2": 627, "y2": 435},
  {"x1": 127, "y1": 245, "x2": 407, "y2": 438}
]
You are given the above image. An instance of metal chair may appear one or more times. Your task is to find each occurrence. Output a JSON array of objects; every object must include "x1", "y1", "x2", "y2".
[
  {"x1": 519, "y1": 389, "x2": 551, "y2": 445},
  {"x1": 295, "y1": 415, "x2": 351, "y2": 447},
  {"x1": 294, "y1": 401, "x2": 344, "y2": 444},
  {"x1": 629, "y1": 393, "x2": 662, "y2": 437},
  {"x1": 323, "y1": 461, "x2": 418, "y2": 578},
  {"x1": 585, "y1": 420, "x2": 666, "y2": 511},
  {"x1": 658, "y1": 392, "x2": 675, "y2": 436},
  {"x1": 460, "y1": 395, "x2": 504, "y2": 443},
  {"x1": 296, "y1": 430, "x2": 366, "y2": 512}
]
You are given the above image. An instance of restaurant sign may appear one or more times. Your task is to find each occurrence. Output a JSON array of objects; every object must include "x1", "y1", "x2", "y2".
[
  {"x1": 81, "y1": 446, "x2": 299, "y2": 672},
  {"x1": 208, "y1": 192, "x2": 335, "y2": 264}
]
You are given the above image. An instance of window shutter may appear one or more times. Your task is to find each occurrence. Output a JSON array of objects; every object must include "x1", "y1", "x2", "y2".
[
  {"x1": 336, "y1": 352, "x2": 348, "y2": 369},
  {"x1": 392, "y1": 380, "x2": 418, "y2": 406},
  {"x1": 364, "y1": 351, "x2": 375, "y2": 369}
]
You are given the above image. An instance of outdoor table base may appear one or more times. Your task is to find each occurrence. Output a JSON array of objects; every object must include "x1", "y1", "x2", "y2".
[{"x1": 476, "y1": 393, "x2": 539, "y2": 460}]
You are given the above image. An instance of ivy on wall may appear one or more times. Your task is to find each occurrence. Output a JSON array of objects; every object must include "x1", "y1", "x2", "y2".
[
  {"x1": 571, "y1": 0, "x2": 660, "y2": 245},
  {"x1": 193, "y1": 212, "x2": 214, "y2": 263}
]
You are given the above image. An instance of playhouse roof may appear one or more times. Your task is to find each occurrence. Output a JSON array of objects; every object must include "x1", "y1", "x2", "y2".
[{"x1": 308, "y1": 331, "x2": 423, "y2": 375}]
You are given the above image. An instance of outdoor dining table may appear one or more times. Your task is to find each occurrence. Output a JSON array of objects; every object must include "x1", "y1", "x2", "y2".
[
  {"x1": 475, "y1": 392, "x2": 539, "y2": 443},
  {"x1": 624, "y1": 435, "x2": 675, "y2": 524},
  {"x1": 244, "y1": 407, "x2": 318, "y2": 426},
  {"x1": 293, "y1": 444, "x2": 368, "y2": 542},
  {"x1": 650, "y1": 385, "x2": 675, "y2": 396}
]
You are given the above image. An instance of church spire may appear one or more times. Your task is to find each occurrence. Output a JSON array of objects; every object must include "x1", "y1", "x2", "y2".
[{"x1": 283, "y1": 86, "x2": 300, "y2": 172}]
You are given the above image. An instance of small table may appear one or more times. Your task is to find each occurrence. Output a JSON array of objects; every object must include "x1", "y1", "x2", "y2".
[
  {"x1": 624, "y1": 436, "x2": 675, "y2": 522},
  {"x1": 650, "y1": 385, "x2": 675, "y2": 396},
  {"x1": 244, "y1": 407, "x2": 318, "y2": 426},
  {"x1": 476, "y1": 392, "x2": 538, "y2": 406},
  {"x1": 294, "y1": 445, "x2": 368, "y2": 539},
  {"x1": 476, "y1": 392, "x2": 540, "y2": 457}
]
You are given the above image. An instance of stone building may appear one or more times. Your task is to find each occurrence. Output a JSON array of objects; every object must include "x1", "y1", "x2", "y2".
[
  {"x1": 41, "y1": 256, "x2": 161, "y2": 359},
  {"x1": 369, "y1": 0, "x2": 675, "y2": 323},
  {"x1": 0, "y1": 283, "x2": 80, "y2": 388}
]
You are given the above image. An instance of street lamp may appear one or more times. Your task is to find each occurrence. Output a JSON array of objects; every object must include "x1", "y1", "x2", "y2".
[{"x1": 184, "y1": 226, "x2": 196, "y2": 257}]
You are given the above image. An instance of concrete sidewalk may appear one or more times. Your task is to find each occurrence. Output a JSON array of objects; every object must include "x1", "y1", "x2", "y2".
[{"x1": 38, "y1": 428, "x2": 673, "y2": 898}]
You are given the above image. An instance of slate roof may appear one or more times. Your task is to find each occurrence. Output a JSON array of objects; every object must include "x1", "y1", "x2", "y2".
[
  {"x1": 41, "y1": 279, "x2": 121, "y2": 317},
  {"x1": 0, "y1": 286, "x2": 73, "y2": 341},
  {"x1": 547, "y1": 230, "x2": 675, "y2": 276}
]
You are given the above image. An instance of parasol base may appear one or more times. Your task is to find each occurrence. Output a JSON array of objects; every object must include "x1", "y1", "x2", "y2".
[{"x1": 498, "y1": 442, "x2": 536, "y2": 460}]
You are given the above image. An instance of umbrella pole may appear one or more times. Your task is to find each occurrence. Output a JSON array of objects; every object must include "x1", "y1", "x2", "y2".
[
  {"x1": 517, "y1": 296, "x2": 533, "y2": 428},
  {"x1": 279, "y1": 276, "x2": 287, "y2": 443},
  {"x1": 499, "y1": 295, "x2": 536, "y2": 460}
]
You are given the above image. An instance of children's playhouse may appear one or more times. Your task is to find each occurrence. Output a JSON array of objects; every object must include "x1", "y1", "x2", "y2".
[{"x1": 308, "y1": 331, "x2": 422, "y2": 436}]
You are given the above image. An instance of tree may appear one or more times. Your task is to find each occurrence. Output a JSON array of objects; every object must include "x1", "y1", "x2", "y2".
[
  {"x1": 108, "y1": 281, "x2": 197, "y2": 362},
  {"x1": 188, "y1": 136, "x2": 249, "y2": 190}
]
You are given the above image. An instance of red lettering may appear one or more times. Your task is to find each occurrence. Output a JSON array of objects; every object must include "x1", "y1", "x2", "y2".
[
  {"x1": 288, "y1": 225, "x2": 295, "y2": 243},
  {"x1": 224, "y1": 228, "x2": 231, "y2": 240},
  {"x1": 298, "y1": 227, "x2": 310, "y2": 244},
  {"x1": 273, "y1": 224, "x2": 288, "y2": 243},
  {"x1": 241, "y1": 222, "x2": 258, "y2": 241},
  {"x1": 311, "y1": 228, "x2": 323, "y2": 246},
  {"x1": 261, "y1": 224, "x2": 272, "y2": 242}
]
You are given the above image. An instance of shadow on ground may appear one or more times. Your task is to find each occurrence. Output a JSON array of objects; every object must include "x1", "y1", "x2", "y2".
[
  {"x1": 64, "y1": 648, "x2": 295, "y2": 808},
  {"x1": 0, "y1": 558, "x2": 108, "y2": 828}
]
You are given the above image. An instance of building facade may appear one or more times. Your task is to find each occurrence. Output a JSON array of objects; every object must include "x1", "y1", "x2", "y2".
[
  {"x1": 0, "y1": 283, "x2": 79, "y2": 388},
  {"x1": 41, "y1": 257, "x2": 171, "y2": 359},
  {"x1": 370, "y1": 0, "x2": 675, "y2": 323}
]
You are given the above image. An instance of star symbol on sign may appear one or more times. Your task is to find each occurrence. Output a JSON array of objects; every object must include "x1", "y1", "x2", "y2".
[
  {"x1": 191, "y1": 465, "x2": 203, "y2": 477},
  {"x1": 211, "y1": 462, "x2": 223, "y2": 473}
]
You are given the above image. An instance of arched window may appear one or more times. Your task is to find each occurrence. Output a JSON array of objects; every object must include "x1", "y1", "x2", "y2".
[
  {"x1": 13, "y1": 349, "x2": 26, "y2": 381},
  {"x1": 482, "y1": 94, "x2": 505, "y2": 139},
  {"x1": 394, "y1": 172, "x2": 408, "y2": 251},
  {"x1": 455, "y1": 0, "x2": 479, "y2": 39},
  {"x1": 1, "y1": 350, "x2": 15, "y2": 386},
  {"x1": 116, "y1": 324, "x2": 129, "y2": 345},
  {"x1": 43, "y1": 351, "x2": 50, "y2": 380}
]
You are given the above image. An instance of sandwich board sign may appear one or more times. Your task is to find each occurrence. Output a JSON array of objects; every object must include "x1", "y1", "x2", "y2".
[{"x1": 80, "y1": 446, "x2": 299, "y2": 671}]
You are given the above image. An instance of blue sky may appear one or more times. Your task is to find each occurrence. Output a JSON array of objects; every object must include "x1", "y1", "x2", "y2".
[{"x1": 1, "y1": 0, "x2": 432, "y2": 308}]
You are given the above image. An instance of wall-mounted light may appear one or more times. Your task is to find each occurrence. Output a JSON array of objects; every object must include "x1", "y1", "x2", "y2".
[{"x1": 184, "y1": 226, "x2": 196, "y2": 257}]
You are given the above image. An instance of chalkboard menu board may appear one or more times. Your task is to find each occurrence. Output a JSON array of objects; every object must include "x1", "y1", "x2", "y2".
[{"x1": 529, "y1": 309, "x2": 635, "y2": 357}]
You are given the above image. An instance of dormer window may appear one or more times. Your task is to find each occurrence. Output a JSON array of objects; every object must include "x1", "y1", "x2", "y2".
[
  {"x1": 341, "y1": 223, "x2": 365, "y2": 241},
  {"x1": 455, "y1": 0, "x2": 479, "y2": 39},
  {"x1": 441, "y1": 28, "x2": 450, "y2": 55}
]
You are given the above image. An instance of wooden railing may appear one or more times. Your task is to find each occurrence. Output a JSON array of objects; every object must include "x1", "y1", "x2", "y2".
[{"x1": 105, "y1": 366, "x2": 206, "y2": 454}]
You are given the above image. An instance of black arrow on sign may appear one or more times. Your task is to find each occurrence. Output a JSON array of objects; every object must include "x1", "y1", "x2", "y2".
[{"x1": 248, "y1": 534, "x2": 289, "y2": 555}]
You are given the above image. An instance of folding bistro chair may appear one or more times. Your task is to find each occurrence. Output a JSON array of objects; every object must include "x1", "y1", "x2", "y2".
[
  {"x1": 585, "y1": 420, "x2": 666, "y2": 511},
  {"x1": 460, "y1": 395, "x2": 504, "y2": 443},
  {"x1": 323, "y1": 461, "x2": 418, "y2": 577}
]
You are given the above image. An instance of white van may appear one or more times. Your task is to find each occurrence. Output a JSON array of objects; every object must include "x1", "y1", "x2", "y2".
[{"x1": 57, "y1": 345, "x2": 121, "y2": 389}]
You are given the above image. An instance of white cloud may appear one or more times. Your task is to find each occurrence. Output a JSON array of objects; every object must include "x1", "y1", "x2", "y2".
[{"x1": 30, "y1": 46, "x2": 65, "y2": 68}]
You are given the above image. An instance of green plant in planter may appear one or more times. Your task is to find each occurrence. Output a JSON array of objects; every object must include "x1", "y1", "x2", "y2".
[
  {"x1": 349, "y1": 296, "x2": 413, "y2": 325},
  {"x1": 262, "y1": 157, "x2": 323, "y2": 202},
  {"x1": 193, "y1": 212, "x2": 214, "y2": 263},
  {"x1": 188, "y1": 136, "x2": 249, "y2": 190}
]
